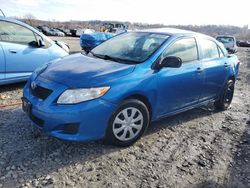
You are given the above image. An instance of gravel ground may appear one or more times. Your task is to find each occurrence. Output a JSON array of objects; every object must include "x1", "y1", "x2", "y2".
[{"x1": 0, "y1": 47, "x2": 249, "y2": 188}]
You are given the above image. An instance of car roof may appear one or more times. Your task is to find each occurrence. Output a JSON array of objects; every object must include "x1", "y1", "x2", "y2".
[
  {"x1": 138, "y1": 27, "x2": 219, "y2": 41},
  {"x1": 0, "y1": 16, "x2": 33, "y2": 29},
  {"x1": 0, "y1": 16, "x2": 42, "y2": 33},
  {"x1": 139, "y1": 27, "x2": 199, "y2": 36},
  {"x1": 216, "y1": 35, "x2": 235, "y2": 38},
  {"x1": 138, "y1": 27, "x2": 216, "y2": 40}
]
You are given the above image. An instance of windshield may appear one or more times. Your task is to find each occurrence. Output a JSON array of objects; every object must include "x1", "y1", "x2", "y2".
[
  {"x1": 91, "y1": 32, "x2": 169, "y2": 63},
  {"x1": 216, "y1": 37, "x2": 234, "y2": 44}
]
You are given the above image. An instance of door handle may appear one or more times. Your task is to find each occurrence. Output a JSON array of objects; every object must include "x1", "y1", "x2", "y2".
[
  {"x1": 224, "y1": 63, "x2": 229, "y2": 67},
  {"x1": 9, "y1": 49, "x2": 17, "y2": 54},
  {"x1": 196, "y1": 67, "x2": 203, "y2": 73}
]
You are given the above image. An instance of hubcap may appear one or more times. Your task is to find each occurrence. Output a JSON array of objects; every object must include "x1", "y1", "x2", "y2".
[
  {"x1": 112, "y1": 107, "x2": 143, "y2": 141},
  {"x1": 225, "y1": 84, "x2": 234, "y2": 105}
]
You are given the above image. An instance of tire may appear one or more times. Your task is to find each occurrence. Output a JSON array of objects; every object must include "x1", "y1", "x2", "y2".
[
  {"x1": 215, "y1": 80, "x2": 235, "y2": 110},
  {"x1": 105, "y1": 99, "x2": 150, "y2": 147}
]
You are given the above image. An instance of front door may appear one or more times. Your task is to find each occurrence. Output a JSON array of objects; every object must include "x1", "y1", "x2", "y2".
[
  {"x1": 156, "y1": 37, "x2": 204, "y2": 116},
  {"x1": 0, "y1": 42, "x2": 5, "y2": 81},
  {"x1": 0, "y1": 20, "x2": 50, "y2": 80}
]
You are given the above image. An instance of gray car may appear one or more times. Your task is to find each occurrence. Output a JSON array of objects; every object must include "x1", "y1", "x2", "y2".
[{"x1": 216, "y1": 35, "x2": 237, "y2": 53}]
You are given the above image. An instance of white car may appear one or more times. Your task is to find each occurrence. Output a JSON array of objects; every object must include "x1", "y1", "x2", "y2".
[{"x1": 216, "y1": 35, "x2": 237, "y2": 53}]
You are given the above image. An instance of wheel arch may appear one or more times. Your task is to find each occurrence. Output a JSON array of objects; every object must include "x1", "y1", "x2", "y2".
[
  {"x1": 228, "y1": 75, "x2": 235, "y2": 82},
  {"x1": 123, "y1": 94, "x2": 153, "y2": 120},
  {"x1": 219, "y1": 74, "x2": 235, "y2": 97}
]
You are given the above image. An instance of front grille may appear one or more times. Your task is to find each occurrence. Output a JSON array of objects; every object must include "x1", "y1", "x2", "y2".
[{"x1": 31, "y1": 85, "x2": 52, "y2": 100}]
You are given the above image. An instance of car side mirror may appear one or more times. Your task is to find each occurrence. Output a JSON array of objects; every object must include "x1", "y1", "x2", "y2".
[
  {"x1": 156, "y1": 56, "x2": 182, "y2": 69},
  {"x1": 28, "y1": 41, "x2": 39, "y2": 47},
  {"x1": 38, "y1": 39, "x2": 46, "y2": 47}
]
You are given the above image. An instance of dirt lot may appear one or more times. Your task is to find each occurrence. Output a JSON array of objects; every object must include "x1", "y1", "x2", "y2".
[{"x1": 0, "y1": 43, "x2": 249, "y2": 187}]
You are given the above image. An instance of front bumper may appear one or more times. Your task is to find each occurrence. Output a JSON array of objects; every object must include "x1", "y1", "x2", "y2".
[
  {"x1": 23, "y1": 76, "x2": 116, "y2": 142},
  {"x1": 226, "y1": 47, "x2": 237, "y2": 53}
]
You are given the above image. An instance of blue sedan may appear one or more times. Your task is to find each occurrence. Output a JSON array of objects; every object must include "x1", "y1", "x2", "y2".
[
  {"x1": 23, "y1": 28, "x2": 240, "y2": 146},
  {"x1": 0, "y1": 16, "x2": 69, "y2": 85}
]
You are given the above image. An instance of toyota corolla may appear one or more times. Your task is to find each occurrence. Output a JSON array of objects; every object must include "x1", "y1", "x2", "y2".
[{"x1": 22, "y1": 28, "x2": 240, "y2": 147}]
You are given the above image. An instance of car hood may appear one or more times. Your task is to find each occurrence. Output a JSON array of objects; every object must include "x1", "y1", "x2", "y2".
[{"x1": 40, "y1": 53, "x2": 135, "y2": 87}]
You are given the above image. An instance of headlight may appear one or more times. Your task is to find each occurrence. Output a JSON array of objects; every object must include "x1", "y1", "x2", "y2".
[{"x1": 57, "y1": 87, "x2": 110, "y2": 104}]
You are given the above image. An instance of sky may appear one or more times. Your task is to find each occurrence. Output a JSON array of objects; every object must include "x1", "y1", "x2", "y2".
[{"x1": 0, "y1": 0, "x2": 249, "y2": 27}]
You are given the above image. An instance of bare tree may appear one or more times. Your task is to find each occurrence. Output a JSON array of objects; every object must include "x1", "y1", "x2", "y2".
[{"x1": 23, "y1": 13, "x2": 37, "y2": 27}]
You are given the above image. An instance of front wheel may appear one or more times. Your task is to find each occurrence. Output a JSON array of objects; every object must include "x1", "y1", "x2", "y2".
[
  {"x1": 105, "y1": 99, "x2": 150, "y2": 147},
  {"x1": 215, "y1": 80, "x2": 235, "y2": 110}
]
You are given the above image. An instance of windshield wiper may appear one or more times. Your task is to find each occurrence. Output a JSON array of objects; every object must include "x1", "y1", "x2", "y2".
[
  {"x1": 88, "y1": 52, "x2": 121, "y2": 63},
  {"x1": 88, "y1": 51, "x2": 97, "y2": 57},
  {"x1": 88, "y1": 51, "x2": 103, "y2": 59},
  {"x1": 88, "y1": 51, "x2": 139, "y2": 64},
  {"x1": 102, "y1": 55, "x2": 121, "y2": 62}
]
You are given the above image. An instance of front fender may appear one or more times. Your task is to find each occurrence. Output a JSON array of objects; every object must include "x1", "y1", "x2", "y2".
[{"x1": 101, "y1": 69, "x2": 158, "y2": 118}]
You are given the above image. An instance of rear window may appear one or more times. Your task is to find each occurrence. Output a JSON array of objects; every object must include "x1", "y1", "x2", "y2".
[
  {"x1": 216, "y1": 36, "x2": 235, "y2": 44},
  {"x1": 200, "y1": 39, "x2": 220, "y2": 59},
  {"x1": 218, "y1": 47, "x2": 225, "y2": 57}
]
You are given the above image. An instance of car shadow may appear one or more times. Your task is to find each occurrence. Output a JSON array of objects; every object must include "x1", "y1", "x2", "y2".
[
  {"x1": 146, "y1": 107, "x2": 215, "y2": 136},
  {"x1": 0, "y1": 106, "x2": 220, "y2": 187}
]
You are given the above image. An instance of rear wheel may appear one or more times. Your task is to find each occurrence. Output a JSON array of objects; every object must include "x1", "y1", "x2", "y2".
[
  {"x1": 215, "y1": 80, "x2": 234, "y2": 110},
  {"x1": 105, "y1": 99, "x2": 149, "y2": 147}
]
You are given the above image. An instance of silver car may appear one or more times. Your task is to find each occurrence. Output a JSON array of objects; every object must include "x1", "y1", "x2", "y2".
[{"x1": 216, "y1": 35, "x2": 237, "y2": 53}]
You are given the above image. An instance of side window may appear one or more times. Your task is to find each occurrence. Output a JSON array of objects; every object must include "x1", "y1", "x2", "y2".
[
  {"x1": 163, "y1": 38, "x2": 198, "y2": 62},
  {"x1": 218, "y1": 46, "x2": 225, "y2": 57},
  {"x1": 0, "y1": 21, "x2": 36, "y2": 45},
  {"x1": 200, "y1": 39, "x2": 220, "y2": 59}
]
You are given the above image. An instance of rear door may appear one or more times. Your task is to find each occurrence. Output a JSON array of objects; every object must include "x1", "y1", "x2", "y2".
[
  {"x1": 0, "y1": 20, "x2": 50, "y2": 80},
  {"x1": 0, "y1": 42, "x2": 5, "y2": 81},
  {"x1": 197, "y1": 38, "x2": 227, "y2": 101}
]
